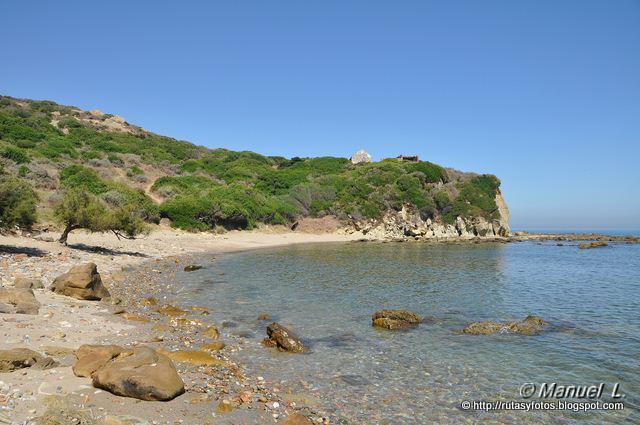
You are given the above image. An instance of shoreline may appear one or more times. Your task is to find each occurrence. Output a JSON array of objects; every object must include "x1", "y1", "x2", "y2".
[
  {"x1": 0, "y1": 228, "x2": 359, "y2": 424},
  {"x1": 1, "y1": 227, "x2": 638, "y2": 423}
]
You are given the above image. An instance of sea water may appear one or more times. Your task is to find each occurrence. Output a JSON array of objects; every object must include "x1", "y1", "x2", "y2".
[{"x1": 173, "y1": 240, "x2": 639, "y2": 424}]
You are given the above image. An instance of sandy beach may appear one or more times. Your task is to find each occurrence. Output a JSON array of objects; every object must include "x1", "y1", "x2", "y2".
[{"x1": 0, "y1": 227, "x2": 358, "y2": 425}]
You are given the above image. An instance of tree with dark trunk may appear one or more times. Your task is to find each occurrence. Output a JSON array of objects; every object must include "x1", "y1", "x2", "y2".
[{"x1": 54, "y1": 189, "x2": 149, "y2": 245}]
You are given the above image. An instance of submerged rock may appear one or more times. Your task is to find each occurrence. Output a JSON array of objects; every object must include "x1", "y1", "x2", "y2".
[
  {"x1": 92, "y1": 346, "x2": 184, "y2": 401},
  {"x1": 578, "y1": 241, "x2": 608, "y2": 249},
  {"x1": 157, "y1": 304, "x2": 186, "y2": 317},
  {"x1": 140, "y1": 297, "x2": 158, "y2": 306},
  {"x1": 216, "y1": 399, "x2": 233, "y2": 413},
  {"x1": 183, "y1": 265, "x2": 203, "y2": 272},
  {"x1": 372, "y1": 309, "x2": 422, "y2": 330},
  {"x1": 282, "y1": 413, "x2": 314, "y2": 425},
  {"x1": 263, "y1": 322, "x2": 308, "y2": 353},
  {"x1": 0, "y1": 287, "x2": 40, "y2": 314},
  {"x1": 0, "y1": 348, "x2": 57, "y2": 372},
  {"x1": 157, "y1": 349, "x2": 225, "y2": 367},
  {"x1": 202, "y1": 326, "x2": 220, "y2": 340},
  {"x1": 50, "y1": 263, "x2": 110, "y2": 300},
  {"x1": 463, "y1": 315, "x2": 548, "y2": 336},
  {"x1": 201, "y1": 342, "x2": 226, "y2": 352}
]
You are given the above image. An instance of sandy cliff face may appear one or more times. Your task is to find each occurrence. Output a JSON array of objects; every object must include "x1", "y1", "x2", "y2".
[{"x1": 349, "y1": 192, "x2": 511, "y2": 240}]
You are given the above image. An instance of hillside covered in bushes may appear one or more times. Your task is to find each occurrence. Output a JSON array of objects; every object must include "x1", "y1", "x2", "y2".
[{"x1": 0, "y1": 95, "x2": 504, "y2": 234}]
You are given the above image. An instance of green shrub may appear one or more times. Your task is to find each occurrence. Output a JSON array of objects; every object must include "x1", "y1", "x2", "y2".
[
  {"x1": 160, "y1": 185, "x2": 296, "y2": 231},
  {"x1": 18, "y1": 165, "x2": 29, "y2": 177},
  {"x1": 1, "y1": 146, "x2": 29, "y2": 164},
  {"x1": 127, "y1": 166, "x2": 144, "y2": 177},
  {"x1": 60, "y1": 165, "x2": 109, "y2": 194},
  {"x1": 443, "y1": 175, "x2": 500, "y2": 223},
  {"x1": 406, "y1": 161, "x2": 449, "y2": 183},
  {"x1": 0, "y1": 176, "x2": 37, "y2": 228}
]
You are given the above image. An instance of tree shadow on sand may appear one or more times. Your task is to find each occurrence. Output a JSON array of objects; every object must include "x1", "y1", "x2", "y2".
[
  {"x1": 67, "y1": 243, "x2": 149, "y2": 258},
  {"x1": 0, "y1": 244, "x2": 47, "y2": 257}
]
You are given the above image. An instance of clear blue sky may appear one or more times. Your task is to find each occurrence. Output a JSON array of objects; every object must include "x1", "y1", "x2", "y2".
[{"x1": 2, "y1": 1, "x2": 639, "y2": 229}]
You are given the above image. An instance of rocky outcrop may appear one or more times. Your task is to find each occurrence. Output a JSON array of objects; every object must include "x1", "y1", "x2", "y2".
[
  {"x1": 0, "y1": 348, "x2": 57, "y2": 372},
  {"x1": 0, "y1": 288, "x2": 40, "y2": 314},
  {"x1": 372, "y1": 309, "x2": 422, "y2": 330},
  {"x1": 350, "y1": 149, "x2": 373, "y2": 164},
  {"x1": 263, "y1": 322, "x2": 308, "y2": 353},
  {"x1": 51, "y1": 263, "x2": 110, "y2": 300},
  {"x1": 462, "y1": 315, "x2": 548, "y2": 336},
  {"x1": 92, "y1": 346, "x2": 185, "y2": 401},
  {"x1": 352, "y1": 202, "x2": 510, "y2": 241}
]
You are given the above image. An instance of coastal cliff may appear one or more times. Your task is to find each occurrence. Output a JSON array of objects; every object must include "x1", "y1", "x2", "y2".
[{"x1": 349, "y1": 191, "x2": 510, "y2": 240}]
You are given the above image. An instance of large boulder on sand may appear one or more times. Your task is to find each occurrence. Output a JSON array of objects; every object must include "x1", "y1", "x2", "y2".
[
  {"x1": 0, "y1": 348, "x2": 57, "y2": 372},
  {"x1": 92, "y1": 346, "x2": 185, "y2": 401},
  {"x1": 0, "y1": 287, "x2": 40, "y2": 314},
  {"x1": 73, "y1": 344, "x2": 123, "y2": 377},
  {"x1": 372, "y1": 309, "x2": 422, "y2": 330},
  {"x1": 51, "y1": 263, "x2": 110, "y2": 300},
  {"x1": 263, "y1": 322, "x2": 308, "y2": 353},
  {"x1": 463, "y1": 315, "x2": 548, "y2": 336}
]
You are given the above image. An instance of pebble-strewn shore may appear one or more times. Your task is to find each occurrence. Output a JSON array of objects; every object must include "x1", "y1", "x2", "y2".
[{"x1": 0, "y1": 228, "x2": 357, "y2": 424}]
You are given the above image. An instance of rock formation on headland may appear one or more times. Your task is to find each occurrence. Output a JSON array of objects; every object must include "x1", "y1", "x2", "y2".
[
  {"x1": 351, "y1": 190, "x2": 510, "y2": 240},
  {"x1": 350, "y1": 149, "x2": 373, "y2": 164}
]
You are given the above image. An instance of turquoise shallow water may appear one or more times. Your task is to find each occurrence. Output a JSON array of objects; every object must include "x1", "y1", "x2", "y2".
[{"x1": 173, "y1": 240, "x2": 640, "y2": 424}]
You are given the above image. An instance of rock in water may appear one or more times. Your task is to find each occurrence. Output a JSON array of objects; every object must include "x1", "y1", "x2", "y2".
[
  {"x1": 51, "y1": 263, "x2": 110, "y2": 300},
  {"x1": 202, "y1": 326, "x2": 220, "y2": 339},
  {"x1": 282, "y1": 413, "x2": 315, "y2": 425},
  {"x1": 371, "y1": 309, "x2": 422, "y2": 330},
  {"x1": 350, "y1": 149, "x2": 373, "y2": 164},
  {"x1": 92, "y1": 346, "x2": 185, "y2": 401},
  {"x1": 183, "y1": 265, "x2": 203, "y2": 272},
  {"x1": 263, "y1": 322, "x2": 308, "y2": 353},
  {"x1": 463, "y1": 315, "x2": 548, "y2": 336},
  {"x1": 578, "y1": 241, "x2": 608, "y2": 249},
  {"x1": 156, "y1": 304, "x2": 186, "y2": 317},
  {"x1": 0, "y1": 348, "x2": 57, "y2": 372},
  {"x1": 0, "y1": 288, "x2": 40, "y2": 314},
  {"x1": 73, "y1": 345, "x2": 123, "y2": 377}
]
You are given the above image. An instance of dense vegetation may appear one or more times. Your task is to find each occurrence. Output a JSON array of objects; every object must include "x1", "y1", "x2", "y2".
[{"x1": 0, "y1": 95, "x2": 503, "y2": 233}]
